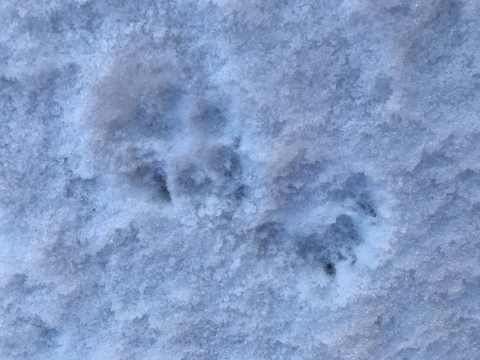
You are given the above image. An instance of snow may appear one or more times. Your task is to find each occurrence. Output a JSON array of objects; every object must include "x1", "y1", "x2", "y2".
[{"x1": 1, "y1": 0, "x2": 480, "y2": 359}]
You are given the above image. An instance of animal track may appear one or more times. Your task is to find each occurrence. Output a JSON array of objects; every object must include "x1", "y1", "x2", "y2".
[
  {"x1": 297, "y1": 214, "x2": 361, "y2": 266},
  {"x1": 188, "y1": 100, "x2": 227, "y2": 135},
  {"x1": 332, "y1": 172, "x2": 378, "y2": 218},
  {"x1": 127, "y1": 163, "x2": 171, "y2": 202},
  {"x1": 253, "y1": 171, "x2": 384, "y2": 276},
  {"x1": 87, "y1": 52, "x2": 244, "y2": 205},
  {"x1": 208, "y1": 146, "x2": 242, "y2": 180},
  {"x1": 175, "y1": 163, "x2": 214, "y2": 197},
  {"x1": 86, "y1": 52, "x2": 386, "y2": 280},
  {"x1": 131, "y1": 85, "x2": 184, "y2": 139}
]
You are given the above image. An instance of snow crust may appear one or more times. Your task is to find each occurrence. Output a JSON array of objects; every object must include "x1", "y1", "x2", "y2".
[{"x1": 1, "y1": 0, "x2": 480, "y2": 359}]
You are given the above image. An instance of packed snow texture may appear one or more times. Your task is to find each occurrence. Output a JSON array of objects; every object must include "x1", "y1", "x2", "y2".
[{"x1": 1, "y1": 0, "x2": 480, "y2": 359}]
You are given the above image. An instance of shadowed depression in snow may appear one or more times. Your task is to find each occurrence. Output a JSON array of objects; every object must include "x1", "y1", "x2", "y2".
[{"x1": 1, "y1": 0, "x2": 480, "y2": 359}]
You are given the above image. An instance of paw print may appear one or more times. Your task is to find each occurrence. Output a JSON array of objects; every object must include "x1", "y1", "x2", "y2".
[{"x1": 252, "y1": 168, "x2": 386, "y2": 277}]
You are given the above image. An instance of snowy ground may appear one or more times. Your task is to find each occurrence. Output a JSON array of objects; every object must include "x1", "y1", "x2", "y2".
[{"x1": 1, "y1": 0, "x2": 480, "y2": 359}]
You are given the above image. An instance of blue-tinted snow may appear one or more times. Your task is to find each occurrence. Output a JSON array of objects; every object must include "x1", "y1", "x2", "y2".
[{"x1": 1, "y1": 0, "x2": 480, "y2": 359}]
